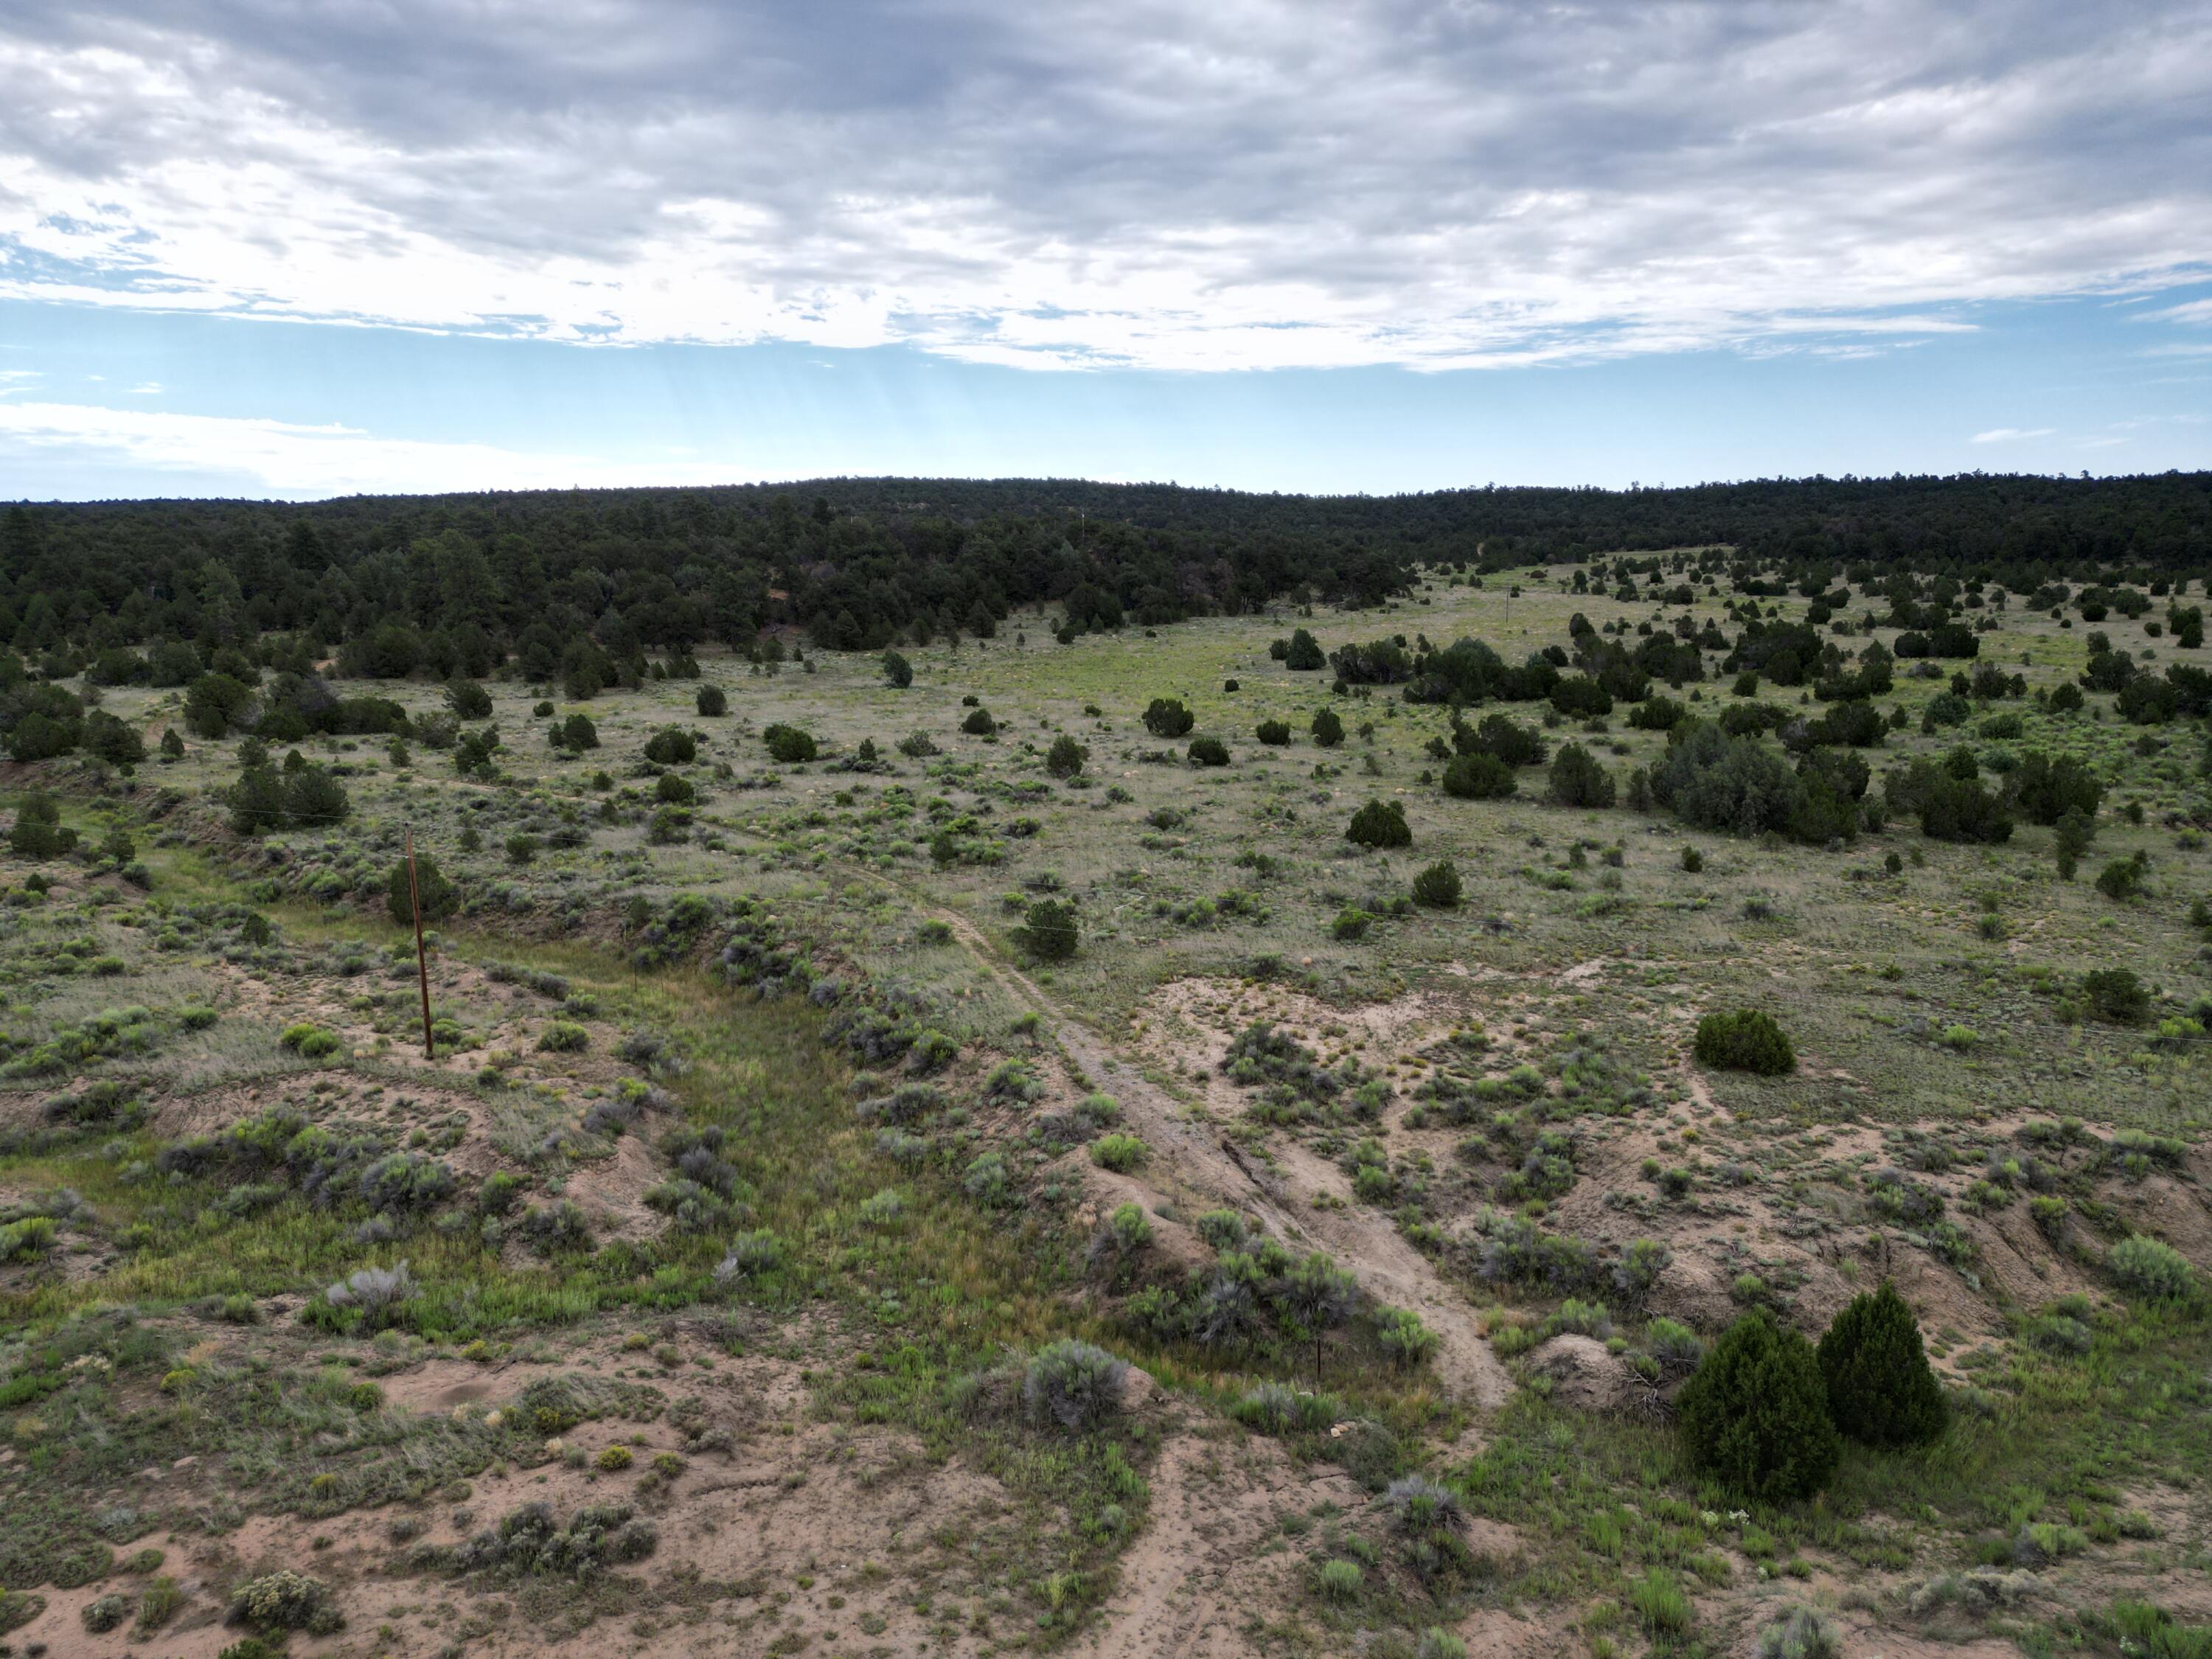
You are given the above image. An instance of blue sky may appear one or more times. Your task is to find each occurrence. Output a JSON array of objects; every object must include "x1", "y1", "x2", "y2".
[{"x1": 2, "y1": 0, "x2": 2209, "y2": 499}]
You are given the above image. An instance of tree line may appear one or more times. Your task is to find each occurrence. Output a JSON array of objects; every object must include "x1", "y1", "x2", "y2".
[{"x1": 0, "y1": 471, "x2": 2204, "y2": 675}]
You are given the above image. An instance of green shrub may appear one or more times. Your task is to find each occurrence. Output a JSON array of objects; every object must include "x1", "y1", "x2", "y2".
[
  {"x1": 1023, "y1": 1339, "x2": 1129, "y2": 1428},
  {"x1": 1188, "y1": 735, "x2": 1230, "y2": 766},
  {"x1": 695, "y1": 684, "x2": 727, "y2": 716},
  {"x1": 1632, "y1": 1568, "x2": 1693, "y2": 1635},
  {"x1": 1255, "y1": 719, "x2": 1292, "y2": 745},
  {"x1": 386, "y1": 854, "x2": 459, "y2": 927},
  {"x1": 714, "y1": 1231, "x2": 785, "y2": 1284},
  {"x1": 1046, "y1": 734, "x2": 1088, "y2": 776},
  {"x1": 1346, "y1": 799, "x2": 1411, "y2": 848},
  {"x1": 0, "y1": 1217, "x2": 57, "y2": 1261},
  {"x1": 761, "y1": 723, "x2": 817, "y2": 763},
  {"x1": 1231, "y1": 1381, "x2": 1340, "y2": 1433},
  {"x1": 1311, "y1": 707, "x2": 1345, "y2": 747},
  {"x1": 2101, "y1": 1601, "x2": 2212, "y2": 1659},
  {"x1": 1196, "y1": 1208, "x2": 1247, "y2": 1251},
  {"x1": 1677, "y1": 1309, "x2": 1841, "y2": 1501},
  {"x1": 445, "y1": 678, "x2": 493, "y2": 720},
  {"x1": 1013, "y1": 898, "x2": 1079, "y2": 961},
  {"x1": 1547, "y1": 741, "x2": 1615, "y2": 807},
  {"x1": 1411, "y1": 859, "x2": 1462, "y2": 908},
  {"x1": 1756, "y1": 1606, "x2": 1843, "y2": 1659},
  {"x1": 1315, "y1": 1558, "x2": 1363, "y2": 1601},
  {"x1": 1143, "y1": 698, "x2": 1194, "y2": 738},
  {"x1": 1817, "y1": 1281, "x2": 1947, "y2": 1448},
  {"x1": 1377, "y1": 1307, "x2": 1440, "y2": 1367},
  {"x1": 1332, "y1": 907, "x2": 1374, "y2": 940},
  {"x1": 1441, "y1": 751, "x2": 1516, "y2": 799},
  {"x1": 279, "y1": 1023, "x2": 341, "y2": 1060},
  {"x1": 643, "y1": 726, "x2": 697, "y2": 765},
  {"x1": 1091, "y1": 1133, "x2": 1148, "y2": 1172},
  {"x1": 1694, "y1": 1009, "x2": 1795, "y2": 1074},
  {"x1": 962, "y1": 707, "x2": 998, "y2": 736},
  {"x1": 538, "y1": 1021, "x2": 591, "y2": 1053},
  {"x1": 2096, "y1": 852, "x2": 2148, "y2": 901},
  {"x1": 1284, "y1": 627, "x2": 1326, "y2": 669},
  {"x1": 2109, "y1": 1236, "x2": 2194, "y2": 1300},
  {"x1": 880, "y1": 649, "x2": 913, "y2": 688},
  {"x1": 230, "y1": 1570, "x2": 338, "y2": 1634},
  {"x1": 2083, "y1": 967, "x2": 2150, "y2": 1025}
]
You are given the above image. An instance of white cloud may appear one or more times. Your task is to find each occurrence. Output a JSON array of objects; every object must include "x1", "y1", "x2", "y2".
[
  {"x1": 2149, "y1": 297, "x2": 2212, "y2": 325},
  {"x1": 0, "y1": 400, "x2": 754, "y2": 495},
  {"x1": 0, "y1": 1, "x2": 2208, "y2": 370},
  {"x1": 1970, "y1": 427, "x2": 2056, "y2": 443}
]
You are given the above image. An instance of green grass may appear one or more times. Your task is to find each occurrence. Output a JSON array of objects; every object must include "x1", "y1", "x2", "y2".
[{"x1": 2, "y1": 564, "x2": 2208, "y2": 1649}]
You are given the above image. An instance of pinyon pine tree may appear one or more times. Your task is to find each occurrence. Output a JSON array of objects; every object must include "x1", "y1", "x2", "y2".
[
  {"x1": 1677, "y1": 1308, "x2": 1841, "y2": 1501},
  {"x1": 1817, "y1": 1281, "x2": 1947, "y2": 1448}
]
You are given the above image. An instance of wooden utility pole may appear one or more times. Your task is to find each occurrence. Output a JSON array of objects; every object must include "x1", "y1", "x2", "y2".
[{"x1": 406, "y1": 827, "x2": 434, "y2": 1060}]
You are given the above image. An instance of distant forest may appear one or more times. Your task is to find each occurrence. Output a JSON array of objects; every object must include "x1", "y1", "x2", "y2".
[{"x1": 2, "y1": 472, "x2": 2207, "y2": 669}]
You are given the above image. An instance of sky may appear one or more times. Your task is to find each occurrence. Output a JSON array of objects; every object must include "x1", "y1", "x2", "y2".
[{"x1": 1, "y1": 0, "x2": 2209, "y2": 501}]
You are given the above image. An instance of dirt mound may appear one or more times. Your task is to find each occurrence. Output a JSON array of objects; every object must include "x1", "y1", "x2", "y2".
[{"x1": 1528, "y1": 1333, "x2": 1649, "y2": 1415}]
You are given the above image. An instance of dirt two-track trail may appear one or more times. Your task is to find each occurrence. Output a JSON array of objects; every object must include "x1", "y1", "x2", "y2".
[
  {"x1": 719, "y1": 838, "x2": 1515, "y2": 1657},
  {"x1": 915, "y1": 909, "x2": 1510, "y2": 1658},
  {"x1": 928, "y1": 907, "x2": 1512, "y2": 1413}
]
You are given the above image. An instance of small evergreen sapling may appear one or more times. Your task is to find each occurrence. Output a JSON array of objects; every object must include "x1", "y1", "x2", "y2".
[
  {"x1": 1676, "y1": 1308, "x2": 1841, "y2": 1501},
  {"x1": 1815, "y1": 1281, "x2": 1947, "y2": 1448},
  {"x1": 1694, "y1": 1009, "x2": 1795, "y2": 1074},
  {"x1": 1346, "y1": 799, "x2": 1411, "y2": 848},
  {"x1": 1411, "y1": 860, "x2": 1462, "y2": 908}
]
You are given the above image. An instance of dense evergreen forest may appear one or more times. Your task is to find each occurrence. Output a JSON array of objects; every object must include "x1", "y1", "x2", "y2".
[{"x1": 2, "y1": 472, "x2": 2207, "y2": 674}]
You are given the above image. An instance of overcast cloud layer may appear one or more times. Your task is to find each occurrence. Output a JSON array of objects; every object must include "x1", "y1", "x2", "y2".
[{"x1": 3, "y1": 0, "x2": 2211, "y2": 373}]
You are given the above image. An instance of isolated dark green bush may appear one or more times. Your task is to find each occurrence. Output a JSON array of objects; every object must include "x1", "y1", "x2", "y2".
[
  {"x1": 1346, "y1": 799, "x2": 1411, "y2": 848},
  {"x1": 1188, "y1": 736, "x2": 1230, "y2": 766},
  {"x1": 1817, "y1": 1281, "x2": 1947, "y2": 1448},
  {"x1": 1285, "y1": 627, "x2": 1326, "y2": 669},
  {"x1": 1255, "y1": 719, "x2": 1292, "y2": 745},
  {"x1": 761, "y1": 723, "x2": 817, "y2": 763},
  {"x1": 1013, "y1": 899, "x2": 1079, "y2": 961},
  {"x1": 1411, "y1": 860, "x2": 1462, "y2": 908},
  {"x1": 642, "y1": 726, "x2": 697, "y2": 765},
  {"x1": 1311, "y1": 708, "x2": 1345, "y2": 747},
  {"x1": 962, "y1": 707, "x2": 998, "y2": 736},
  {"x1": 1046, "y1": 734, "x2": 1088, "y2": 776},
  {"x1": 880, "y1": 649, "x2": 913, "y2": 687},
  {"x1": 695, "y1": 684, "x2": 727, "y2": 716},
  {"x1": 445, "y1": 678, "x2": 492, "y2": 720},
  {"x1": 2082, "y1": 968, "x2": 2149, "y2": 1024},
  {"x1": 546, "y1": 711, "x2": 596, "y2": 751},
  {"x1": 228, "y1": 765, "x2": 349, "y2": 834},
  {"x1": 2096, "y1": 852, "x2": 2148, "y2": 902},
  {"x1": 1442, "y1": 752, "x2": 1516, "y2": 799},
  {"x1": 7, "y1": 796, "x2": 77, "y2": 859},
  {"x1": 1694, "y1": 1009, "x2": 1795, "y2": 1074},
  {"x1": 1677, "y1": 1309, "x2": 1841, "y2": 1501},
  {"x1": 1143, "y1": 698, "x2": 1194, "y2": 738}
]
